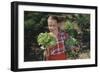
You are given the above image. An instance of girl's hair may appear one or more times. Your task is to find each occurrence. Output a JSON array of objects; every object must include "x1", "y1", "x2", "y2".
[{"x1": 48, "y1": 15, "x2": 66, "y2": 23}]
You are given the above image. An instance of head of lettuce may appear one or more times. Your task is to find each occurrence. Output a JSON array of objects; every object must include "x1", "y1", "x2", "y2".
[{"x1": 37, "y1": 32, "x2": 56, "y2": 49}]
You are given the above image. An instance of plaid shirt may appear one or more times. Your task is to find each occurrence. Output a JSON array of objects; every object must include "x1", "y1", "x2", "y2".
[{"x1": 46, "y1": 32, "x2": 68, "y2": 60}]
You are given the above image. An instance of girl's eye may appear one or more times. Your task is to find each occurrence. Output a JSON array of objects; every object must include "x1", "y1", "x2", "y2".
[
  {"x1": 49, "y1": 24, "x2": 53, "y2": 27},
  {"x1": 49, "y1": 25, "x2": 52, "y2": 27}
]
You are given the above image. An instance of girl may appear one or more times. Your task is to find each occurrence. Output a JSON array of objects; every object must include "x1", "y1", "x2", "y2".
[{"x1": 44, "y1": 15, "x2": 69, "y2": 60}]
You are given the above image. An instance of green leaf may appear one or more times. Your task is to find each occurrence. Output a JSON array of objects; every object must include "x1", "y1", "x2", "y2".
[{"x1": 37, "y1": 32, "x2": 56, "y2": 48}]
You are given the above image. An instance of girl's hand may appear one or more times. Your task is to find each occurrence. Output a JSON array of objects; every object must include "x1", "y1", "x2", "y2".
[
  {"x1": 49, "y1": 32, "x2": 56, "y2": 38},
  {"x1": 49, "y1": 32, "x2": 58, "y2": 41}
]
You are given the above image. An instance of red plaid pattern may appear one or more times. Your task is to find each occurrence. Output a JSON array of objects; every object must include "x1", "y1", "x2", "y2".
[{"x1": 46, "y1": 32, "x2": 68, "y2": 60}]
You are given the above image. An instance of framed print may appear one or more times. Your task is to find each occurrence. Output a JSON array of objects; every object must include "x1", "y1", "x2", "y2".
[{"x1": 11, "y1": 1, "x2": 98, "y2": 72}]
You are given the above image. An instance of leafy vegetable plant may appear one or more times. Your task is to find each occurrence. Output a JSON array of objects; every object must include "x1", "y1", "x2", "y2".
[
  {"x1": 65, "y1": 36, "x2": 79, "y2": 47},
  {"x1": 37, "y1": 32, "x2": 56, "y2": 48}
]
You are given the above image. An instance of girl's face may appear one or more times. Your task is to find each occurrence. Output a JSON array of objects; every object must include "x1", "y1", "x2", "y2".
[{"x1": 48, "y1": 17, "x2": 58, "y2": 33}]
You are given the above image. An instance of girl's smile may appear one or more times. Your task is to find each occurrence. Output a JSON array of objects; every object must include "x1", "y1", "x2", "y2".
[{"x1": 48, "y1": 16, "x2": 59, "y2": 36}]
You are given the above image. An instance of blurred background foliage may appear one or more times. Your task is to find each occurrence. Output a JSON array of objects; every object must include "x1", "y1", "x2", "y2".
[{"x1": 24, "y1": 11, "x2": 90, "y2": 61}]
